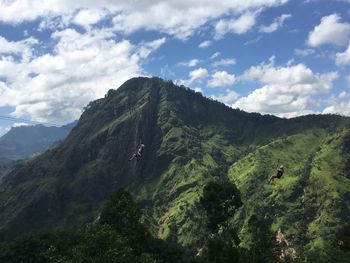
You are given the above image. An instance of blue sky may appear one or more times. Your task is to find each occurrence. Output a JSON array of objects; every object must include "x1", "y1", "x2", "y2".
[{"x1": 0, "y1": 0, "x2": 350, "y2": 135}]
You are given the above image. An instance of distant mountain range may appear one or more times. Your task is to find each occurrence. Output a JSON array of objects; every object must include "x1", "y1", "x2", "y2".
[
  {"x1": 0, "y1": 77, "x2": 349, "y2": 260},
  {"x1": 0, "y1": 122, "x2": 76, "y2": 164}
]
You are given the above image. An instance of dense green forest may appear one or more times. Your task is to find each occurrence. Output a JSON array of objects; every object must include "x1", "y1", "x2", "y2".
[
  {"x1": 1, "y1": 185, "x2": 349, "y2": 262},
  {"x1": 0, "y1": 77, "x2": 349, "y2": 262}
]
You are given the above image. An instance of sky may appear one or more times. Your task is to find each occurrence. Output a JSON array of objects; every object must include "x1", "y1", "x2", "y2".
[{"x1": 0, "y1": 0, "x2": 350, "y2": 135}]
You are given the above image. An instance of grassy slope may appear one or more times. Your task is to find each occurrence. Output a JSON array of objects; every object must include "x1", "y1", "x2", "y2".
[
  {"x1": 135, "y1": 125, "x2": 350, "y2": 255},
  {"x1": 229, "y1": 127, "x2": 349, "y2": 255},
  {"x1": 127, "y1": 82, "x2": 350, "y2": 255}
]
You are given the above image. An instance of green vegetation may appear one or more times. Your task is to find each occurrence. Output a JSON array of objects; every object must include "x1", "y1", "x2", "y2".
[
  {"x1": 198, "y1": 181, "x2": 242, "y2": 263},
  {"x1": 228, "y1": 127, "x2": 350, "y2": 260},
  {"x1": 0, "y1": 188, "x2": 190, "y2": 263},
  {"x1": 0, "y1": 77, "x2": 349, "y2": 261},
  {"x1": 0, "y1": 184, "x2": 318, "y2": 263},
  {"x1": 200, "y1": 181, "x2": 242, "y2": 233}
]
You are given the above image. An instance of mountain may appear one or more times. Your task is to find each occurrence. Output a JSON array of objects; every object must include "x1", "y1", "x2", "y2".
[
  {"x1": 0, "y1": 161, "x2": 24, "y2": 193},
  {"x1": 0, "y1": 122, "x2": 76, "y2": 164},
  {"x1": 0, "y1": 77, "x2": 349, "y2": 259}
]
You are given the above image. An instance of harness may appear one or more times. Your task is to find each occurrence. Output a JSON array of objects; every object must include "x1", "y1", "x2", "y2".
[{"x1": 276, "y1": 169, "x2": 284, "y2": 178}]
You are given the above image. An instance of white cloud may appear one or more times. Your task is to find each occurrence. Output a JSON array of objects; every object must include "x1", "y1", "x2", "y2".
[
  {"x1": 137, "y1": 37, "x2": 166, "y2": 58},
  {"x1": 0, "y1": 36, "x2": 38, "y2": 62},
  {"x1": 38, "y1": 16, "x2": 67, "y2": 31},
  {"x1": 160, "y1": 65, "x2": 176, "y2": 80},
  {"x1": 259, "y1": 13, "x2": 291, "y2": 33},
  {"x1": 0, "y1": 36, "x2": 36, "y2": 54},
  {"x1": 244, "y1": 36, "x2": 263, "y2": 46},
  {"x1": 212, "y1": 58, "x2": 236, "y2": 67},
  {"x1": 12, "y1": 122, "x2": 30, "y2": 127},
  {"x1": 178, "y1": 67, "x2": 209, "y2": 87},
  {"x1": 189, "y1": 68, "x2": 209, "y2": 83},
  {"x1": 215, "y1": 12, "x2": 257, "y2": 39},
  {"x1": 194, "y1": 87, "x2": 203, "y2": 93},
  {"x1": 294, "y1": 48, "x2": 315, "y2": 57},
  {"x1": 0, "y1": 1, "x2": 289, "y2": 39},
  {"x1": 335, "y1": 44, "x2": 350, "y2": 65},
  {"x1": 286, "y1": 59, "x2": 295, "y2": 66},
  {"x1": 211, "y1": 89, "x2": 239, "y2": 105},
  {"x1": 323, "y1": 102, "x2": 350, "y2": 116},
  {"x1": 72, "y1": 8, "x2": 107, "y2": 29},
  {"x1": 179, "y1": 59, "x2": 201, "y2": 67},
  {"x1": 0, "y1": 28, "x2": 165, "y2": 123},
  {"x1": 235, "y1": 60, "x2": 338, "y2": 117},
  {"x1": 208, "y1": 71, "x2": 236, "y2": 88},
  {"x1": 112, "y1": 1, "x2": 289, "y2": 39},
  {"x1": 199, "y1": 40, "x2": 211, "y2": 48},
  {"x1": 338, "y1": 91, "x2": 348, "y2": 99},
  {"x1": 303, "y1": 0, "x2": 319, "y2": 3},
  {"x1": 307, "y1": 14, "x2": 350, "y2": 47},
  {"x1": 211, "y1": 52, "x2": 221, "y2": 59}
]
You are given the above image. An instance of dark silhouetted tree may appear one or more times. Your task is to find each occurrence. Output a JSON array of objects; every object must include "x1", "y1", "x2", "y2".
[
  {"x1": 199, "y1": 181, "x2": 243, "y2": 263},
  {"x1": 200, "y1": 181, "x2": 242, "y2": 233}
]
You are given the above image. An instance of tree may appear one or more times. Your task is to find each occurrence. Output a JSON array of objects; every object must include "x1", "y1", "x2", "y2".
[
  {"x1": 199, "y1": 181, "x2": 243, "y2": 263},
  {"x1": 71, "y1": 224, "x2": 155, "y2": 263},
  {"x1": 243, "y1": 215, "x2": 278, "y2": 263},
  {"x1": 99, "y1": 188, "x2": 188, "y2": 263},
  {"x1": 200, "y1": 181, "x2": 242, "y2": 233},
  {"x1": 0, "y1": 231, "x2": 81, "y2": 263},
  {"x1": 99, "y1": 188, "x2": 149, "y2": 242},
  {"x1": 318, "y1": 223, "x2": 350, "y2": 263},
  {"x1": 0, "y1": 188, "x2": 190, "y2": 263}
]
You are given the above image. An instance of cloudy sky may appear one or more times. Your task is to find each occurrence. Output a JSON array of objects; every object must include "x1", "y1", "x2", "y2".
[{"x1": 0, "y1": 0, "x2": 350, "y2": 135}]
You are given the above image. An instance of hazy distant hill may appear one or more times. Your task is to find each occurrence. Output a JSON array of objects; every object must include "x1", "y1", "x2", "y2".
[
  {"x1": 0, "y1": 122, "x2": 76, "y2": 164},
  {"x1": 0, "y1": 77, "x2": 349, "y2": 260}
]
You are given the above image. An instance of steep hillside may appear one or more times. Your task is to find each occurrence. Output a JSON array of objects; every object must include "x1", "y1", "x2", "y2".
[
  {"x1": 229, "y1": 128, "x2": 350, "y2": 257},
  {"x1": 0, "y1": 77, "x2": 349, "y2": 259},
  {"x1": 0, "y1": 122, "x2": 76, "y2": 164}
]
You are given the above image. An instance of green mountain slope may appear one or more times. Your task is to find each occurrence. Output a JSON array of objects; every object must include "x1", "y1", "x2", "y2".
[
  {"x1": 0, "y1": 77, "x2": 349, "y2": 259},
  {"x1": 229, "y1": 128, "x2": 350, "y2": 256}
]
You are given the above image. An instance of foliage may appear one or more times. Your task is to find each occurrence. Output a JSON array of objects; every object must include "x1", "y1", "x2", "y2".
[
  {"x1": 0, "y1": 187, "x2": 189, "y2": 263},
  {"x1": 200, "y1": 181, "x2": 242, "y2": 233},
  {"x1": 315, "y1": 223, "x2": 350, "y2": 263},
  {"x1": 243, "y1": 215, "x2": 278, "y2": 263},
  {"x1": 199, "y1": 181, "x2": 242, "y2": 263},
  {"x1": 0, "y1": 231, "x2": 81, "y2": 263},
  {"x1": 99, "y1": 188, "x2": 150, "y2": 244},
  {"x1": 200, "y1": 234, "x2": 241, "y2": 263}
]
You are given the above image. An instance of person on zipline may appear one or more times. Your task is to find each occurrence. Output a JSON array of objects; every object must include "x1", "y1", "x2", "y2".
[
  {"x1": 269, "y1": 164, "x2": 284, "y2": 184},
  {"x1": 128, "y1": 142, "x2": 145, "y2": 162}
]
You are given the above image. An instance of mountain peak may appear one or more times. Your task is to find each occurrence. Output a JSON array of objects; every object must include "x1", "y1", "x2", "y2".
[{"x1": 0, "y1": 77, "x2": 349, "y2": 259}]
